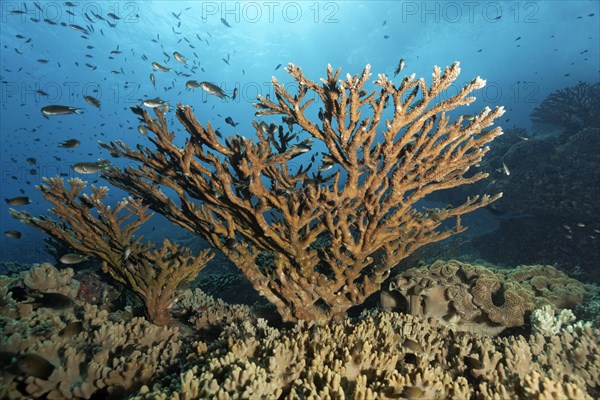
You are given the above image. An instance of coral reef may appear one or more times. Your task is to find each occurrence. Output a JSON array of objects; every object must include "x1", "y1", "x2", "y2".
[
  {"x1": 530, "y1": 81, "x2": 600, "y2": 133},
  {"x1": 10, "y1": 177, "x2": 213, "y2": 325},
  {"x1": 382, "y1": 260, "x2": 589, "y2": 335},
  {"x1": 131, "y1": 310, "x2": 599, "y2": 399},
  {"x1": 424, "y1": 124, "x2": 600, "y2": 277},
  {"x1": 100, "y1": 63, "x2": 504, "y2": 322},
  {"x1": 1, "y1": 262, "x2": 598, "y2": 399},
  {"x1": 0, "y1": 264, "x2": 183, "y2": 399}
]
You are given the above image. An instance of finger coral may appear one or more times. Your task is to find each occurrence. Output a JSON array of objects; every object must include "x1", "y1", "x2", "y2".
[
  {"x1": 10, "y1": 177, "x2": 213, "y2": 325},
  {"x1": 130, "y1": 310, "x2": 599, "y2": 399},
  {"x1": 100, "y1": 63, "x2": 504, "y2": 323},
  {"x1": 0, "y1": 264, "x2": 182, "y2": 399}
]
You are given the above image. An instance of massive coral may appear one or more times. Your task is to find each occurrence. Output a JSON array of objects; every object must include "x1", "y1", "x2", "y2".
[
  {"x1": 9, "y1": 177, "x2": 213, "y2": 325},
  {"x1": 101, "y1": 62, "x2": 504, "y2": 322},
  {"x1": 382, "y1": 260, "x2": 589, "y2": 335}
]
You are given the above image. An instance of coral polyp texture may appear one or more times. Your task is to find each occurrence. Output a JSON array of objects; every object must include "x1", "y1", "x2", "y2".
[{"x1": 100, "y1": 63, "x2": 505, "y2": 322}]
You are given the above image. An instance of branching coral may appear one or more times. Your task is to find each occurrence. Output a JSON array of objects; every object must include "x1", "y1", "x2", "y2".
[
  {"x1": 530, "y1": 82, "x2": 600, "y2": 132},
  {"x1": 100, "y1": 62, "x2": 504, "y2": 322},
  {"x1": 9, "y1": 177, "x2": 213, "y2": 325},
  {"x1": 130, "y1": 310, "x2": 599, "y2": 399}
]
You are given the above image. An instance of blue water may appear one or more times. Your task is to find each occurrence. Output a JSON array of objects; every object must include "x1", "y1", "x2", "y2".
[{"x1": 1, "y1": 1, "x2": 599, "y2": 264}]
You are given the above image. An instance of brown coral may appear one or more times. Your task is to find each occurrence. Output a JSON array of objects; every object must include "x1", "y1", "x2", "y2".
[
  {"x1": 100, "y1": 63, "x2": 504, "y2": 322},
  {"x1": 10, "y1": 177, "x2": 213, "y2": 325}
]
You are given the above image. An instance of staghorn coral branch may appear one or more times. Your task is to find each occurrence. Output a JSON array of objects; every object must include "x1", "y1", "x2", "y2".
[
  {"x1": 9, "y1": 177, "x2": 213, "y2": 326},
  {"x1": 100, "y1": 63, "x2": 504, "y2": 322}
]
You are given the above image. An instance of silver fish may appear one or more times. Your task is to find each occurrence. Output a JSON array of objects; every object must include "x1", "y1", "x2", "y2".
[
  {"x1": 84, "y1": 95, "x2": 101, "y2": 109},
  {"x1": 173, "y1": 51, "x2": 187, "y2": 64},
  {"x1": 59, "y1": 253, "x2": 89, "y2": 264},
  {"x1": 152, "y1": 62, "x2": 171, "y2": 72},
  {"x1": 142, "y1": 97, "x2": 168, "y2": 108},
  {"x1": 72, "y1": 161, "x2": 108, "y2": 174},
  {"x1": 199, "y1": 81, "x2": 228, "y2": 99},
  {"x1": 41, "y1": 105, "x2": 84, "y2": 116},
  {"x1": 150, "y1": 73, "x2": 156, "y2": 88}
]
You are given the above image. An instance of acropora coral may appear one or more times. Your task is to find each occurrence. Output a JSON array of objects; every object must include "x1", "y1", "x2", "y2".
[
  {"x1": 100, "y1": 62, "x2": 505, "y2": 322},
  {"x1": 10, "y1": 177, "x2": 213, "y2": 326}
]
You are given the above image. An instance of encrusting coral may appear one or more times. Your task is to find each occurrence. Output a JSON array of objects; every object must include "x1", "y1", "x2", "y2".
[
  {"x1": 382, "y1": 259, "x2": 589, "y2": 335},
  {"x1": 100, "y1": 62, "x2": 505, "y2": 322},
  {"x1": 9, "y1": 177, "x2": 213, "y2": 326}
]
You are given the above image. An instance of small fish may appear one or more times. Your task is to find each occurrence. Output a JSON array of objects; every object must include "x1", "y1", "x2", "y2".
[
  {"x1": 142, "y1": 97, "x2": 169, "y2": 108},
  {"x1": 318, "y1": 162, "x2": 334, "y2": 172},
  {"x1": 393, "y1": 58, "x2": 405, "y2": 77},
  {"x1": 199, "y1": 81, "x2": 228, "y2": 99},
  {"x1": 59, "y1": 253, "x2": 89, "y2": 264},
  {"x1": 72, "y1": 161, "x2": 108, "y2": 174},
  {"x1": 232, "y1": 87, "x2": 238, "y2": 100},
  {"x1": 501, "y1": 161, "x2": 510, "y2": 176},
  {"x1": 515, "y1": 36, "x2": 521, "y2": 41},
  {"x1": 58, "y1": 321, "x2": 84, "y2": 338},
  {"x1": 220, "y1": 17, "x2": 231, "y2": 27},
  {"x1": 59, "y1": 139, "x2": 80, "y2": 148},
  {"x1": 15, "y1": 353, "x2": 55, "y2": 380},
  {"x1": 462, "y1": 114, "x2": 475, "y2": 121},
  {"x1": 84, "y1": 95, "x2": 101, "y2": 109},
  {"x1": 576, "y1": 222, "x2": 585, "y2": 228},
  {"x1": 69, "y1": 24, "x2": 88, "y2": 34},
  {"x1": 122, "y1": 245, "x2": 131, "y2": 261},
  {"x1": 383, "y1": 35, "x2": 390, "y2": 39},
  {"x1": 185, "y1": 80, "x2": 201, "y2": 89},
  {"x1": 150, "y1": 73, "x2": 156, "y2": 88},
  {"x1": 26, "y1": 157, "x2": 37, "y2": 164},
  {"x1": 402, "y1": 339, "x2": 423, "y2": 353},
  {"x1": 173, "y1": 51, "x2": 187, "y2": 64},
  {"x1": 41, "y1": 105, "x2": 84, "y2": 116},
  {"x1": 138, "y1": 125, "x2": 149, "y2": 136},
  {"x1": 5, "y1": 196, "x2": 31, "y2": 206},
  {"x1": 107, "y1": 12, "x2": 120, "y2": 20},
  {"x1": 5, "y1": 230, "x2": 22, "y2": 238},
  {"x1": 30, "y1": 292, "x2": 74, "y2": 310},
  {"x1": 152, "y1": 62, "x2": 171, "y2": 72},
  {"x1": 225, "y1": 116, "x2": 238, "y2": 127},
  {"x1": 274, "y1": 63, "x2": 282, "y2": 71}
]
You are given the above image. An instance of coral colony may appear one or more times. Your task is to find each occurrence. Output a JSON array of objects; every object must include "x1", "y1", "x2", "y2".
[{"x1": 3, "y1": 65, "x2": 599, "y2": 398}]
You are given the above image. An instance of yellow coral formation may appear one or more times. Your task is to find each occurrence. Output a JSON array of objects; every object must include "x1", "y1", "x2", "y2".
[{"x1": 100, "y1": 63, "x2": 504, "y2": 322}]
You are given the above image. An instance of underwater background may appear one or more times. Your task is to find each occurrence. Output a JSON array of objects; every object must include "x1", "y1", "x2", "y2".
[
  {"x1": 1, "y1": 2, "x2": 600, "y2": 398},
  {"x1": 1, "y1": 1, "x2": 599, "y2": 281}
]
